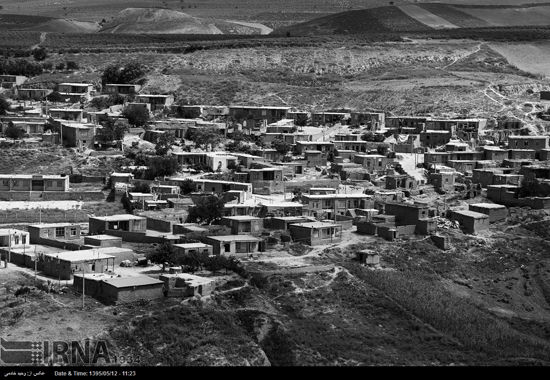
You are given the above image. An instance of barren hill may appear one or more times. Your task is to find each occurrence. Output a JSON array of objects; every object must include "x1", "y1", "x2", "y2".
[
  {"x1": 0, "y1": 14, "x2": 99, "y2": 33},
  {"x1": 99, "y1": 8, "x2": 223, "y2": 34},
  {"x1": 274, "y1": 3, "x2": 550, "y2": 36}
]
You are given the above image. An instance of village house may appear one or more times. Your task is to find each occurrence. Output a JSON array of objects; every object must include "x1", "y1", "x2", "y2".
[
  {"x1": 381, "y1": 202, "x2": 435, "y2": 235},
  {"x1": 508, "y1": 135, "x2": 549, "y2": 152},
  {"x1": 206, "y1": 152, "x2": 238, "y2": 172},
  {"x1": 311, "y1": 112, "x2": 349, "y2": 127},
  {"x1": 16, "y1": 88, "x2": 52, "y2": 100},
  {"x1": 27, "y1": 223, "x2": 81, "y2": 244},
  {"x1": 349, "y1": 111, "x2": 385, "y2": 130},
  {"x1": 450, "y1": 210, "x2": 490, "y2": 234},
  {"x1": 264, "y1": 216, "x2": 313, "y2": 231},
  {"x1": 420, "y1": 130, "x2": 452, "y2": 148},
  {"x1": 110, "y1": 172, "x2": 134, "y2": 190},
  {"x1": 229, "y1": 105, "x2": 290, "y2": 124},
  {"x1": 74, "y1": 274, "x2": 164, "y2": 305},
  {"x1": 172, "y1": 152, "x2": 207, "y2": 167},
  {"x1": 0, "y1": 174, "x2": 69, "y2": 194},
  {"x1": 0, "y1": 229, "x2": 30, "y2": 248},
  {"x1": 89, "y1": 215, "x2": 147, "y2": 235},
  {"x1": 84, "y1": 234, "x2": 123, "y2": 248},
  {"x1": 248, "y1": 167, "x2": 284, "y2": 194},
  {"x1": 428, "y1": 170, "x2": 456, "y2": 192},
  {"x1": 304, "y1": 150, "x2": 325, "y2": 167},
  {"x1": 48, "y1": 120, "x2": 96, "y2": 149},
  {"x1": 385, "y1": 173, "x2": 417, "y2": 190},
  {"x1": 42, "y1": 248, "x2": 117, "y2": 280},
  {"x1": 58, "y1": 83, "x2": 94, "y2": 102},
  {"x1": 300, "y1": 193, "x2": 371, "y2": 219},
  {"x1": 159, "y1": 273, "x2": 216, "y2": 297},
  {"x1": 295, "y1": 141, "x2": 335, "y2": 156},
  {"x1": 191, "y1": 179, "x2": 252, "y2": 195},
  {"x1": 332, "y1": 140, "x2": 374, "y2": 153},
  {"x1": 204, "y1": 235, "x2": 263, "y2": 257},
  {"x1": 468, "y1": 203, "x2": 507, "y2": 223},
  {"x1": 173, "y1": 243, "x2": 213, "y2": 257},
  {"x1": 356, "y1": 249, "x2": 380, "y2": 266},
  {"x1": 386, "y1": 116, "x2": 427, "y2": 134},
  {"x1": 221, "y1": 216, "x2": 263, "y2": 236},
  {"x1": 0, "y1": 75, "x2": 27, "y2": 89},
  {"x1": 354, "y1": 154, "x2": 393, "y2": 173},
  {"x1": 48, "y1": 108, "x2": 84, "y2": 122},
  {"x1": 3, "y1": 119, "x2": 47, "y2": 136},
  {"x1": 483, "y1": 146, "x2": 509, "y2": 161},
  {"x1": 135, "y1": 94, "x2": 174, "y2": 112},
  {"x1": 103, "y1": 83, "x2": 141, "y2": 95},
  {"x1": 288, "y1": 221, "x2": 343, "y2": 246}
]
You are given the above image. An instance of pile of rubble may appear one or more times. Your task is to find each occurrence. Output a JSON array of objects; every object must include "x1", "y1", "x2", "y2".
[{"x1": 434, "y1": 216, "x2": 460, "y2": 230}]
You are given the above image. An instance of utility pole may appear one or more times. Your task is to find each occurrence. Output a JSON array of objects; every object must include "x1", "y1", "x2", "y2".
[
  {"x1": 7, "y1": 229, "x2": 11, "y2": 267},
  {"x1": 82, "y1": 265, "x2": 85, "y2": 310},
  {"x1": 34, "y1": 246, "x2": 37, "y2": 283}
]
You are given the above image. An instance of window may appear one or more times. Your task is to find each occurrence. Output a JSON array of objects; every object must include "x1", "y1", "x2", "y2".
[
  {"x1": 22, "y1": 235, "x2": 26, "y2": 245},
  {"x1": 56, "y1": 227, "x2": 64, "y2": 237},
  {"x1": 2, "y1": 180, "x2": 9, "y2": 186},
  {"x1": 70, "y1": 228, "x2": 77, "y2": 236},
  {"x1": 14, "y1": 235, "x2": 19, "y2": 245},
  {"x1": 224, "y1": 243, "x2": 231, "y2": 253}
]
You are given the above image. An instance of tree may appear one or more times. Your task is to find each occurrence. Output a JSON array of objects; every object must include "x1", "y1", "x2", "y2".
[
  {"x1": 187, "y1": 195, "x2": 225, "y2": 224},
  {"x1": 147, "y1": 242, "x2": 177, "y2": 267},
  {"x1": 295, "y1": 114, "x2": 308, "y2": 127},
  {"x1": 90, "y1": 94, "x2": 125, "y2": 110},
  {"x1": 377, "y1": 144, "x2": 390, "y2": 156},
  {"x1": 186, "y1": 126, "x2": 222, "y2": 149},
  {"x1": 145, "y1": 156, "x2": 180, "y2": 179},
  {"x1": 101, "y1": 62, "x2": 146, "y2": 85},
  {"x1": 32, "y1": 47, "x2": 47, "y2": 61},
  {"x1": 272, "y1": 136, "x2": 291, "y2": 155},
  {"x1": 0, "y1": 96, "x2": 9, "y2": 115},
  {"x1": 66, "y1": 61, "x2": 78, "y2": 70},
  {"x1": 123, "y1": 106, "x2": 150, "y2": 127},
  {"x1": 96, "y1": 119, "x2": 129, "y2": 145},
  {"x1": 155, "y1": 132, "x2": 176, "y2": 156},
  {"x1": 46, "y1": 91, "x2": 63, "y2": 102},
  {"x1": 4, "y1": 124, "x2": 25, "y2": 139},
  {"x1": 179, "y1": 178, "x2": 196, "y2": 195},
  {"x1": 55, "y1": 62, "x2": 65, "y2": 71},
  {"x1": 133, "y1": 181, "x2": 151, "y2": 193}
]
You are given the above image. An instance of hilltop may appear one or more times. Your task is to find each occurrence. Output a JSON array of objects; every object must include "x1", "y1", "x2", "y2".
[
  {"x1": 274, "y1": 3, "x2": 550, "y2": 36},
  {"x1": 0, "y1": 14, "x2": 99, "y2": 33}
]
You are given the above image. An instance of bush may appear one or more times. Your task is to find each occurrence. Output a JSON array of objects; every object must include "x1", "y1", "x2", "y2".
[
  {"x1": 66, "y1": 61, "x2": 78, "y2": 70},
  {"x1": 123, "y1": 106, "x2": 150, "y2": 127},
  {"x1": 101, "y1": 62, "x2": 146, "y2": 85},
  {"x1": 0, "y1": 96, "x2": 9, "y2": 115},
  {"x1": 32, "y1": 47, "x2": 47, "y2": 61},
  {"x1": 46, "y1": 91, "x2": 63, "y2": 102},
  {"x1": 4, "y1": 124, "x2": 25, "y2": 139}
]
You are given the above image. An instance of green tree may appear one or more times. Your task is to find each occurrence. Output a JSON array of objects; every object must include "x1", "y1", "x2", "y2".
[
  {"x1": 295, "y1": 114, "x2": 308, "y2": 127},
  {"x1": 155, "y1": 132, "x2": 176, "y2": 156},
  {"x1": 101, "y1": 62, "x2": 146, "y2": 85},
  {"x1": 46, "y1": 91, "x2": 63, "y2": 102},
  {"x1": 66, "y1": 61, "x2": 79, "y2": 70},
  {"x1": 187, "y1": 195, "x2": 225, "y2": 224},
  {"x1": 55, "y1": 62, "x2": 65, "y2": 71},
  {"x1": 32, "y1": 47, "x2": 47, "y2": 61},
  {"x1": 272, "y1": 136, "x2": 291, "y2": 155},
  {"x1": 145, "y1": 156, "x2": 180, "y2": 179},
  {"x1": 4, "y1": 124, "x2": 25, "y2": 139},
  {"x1": 96, "y1": 119, "x2": 129, "y2": 145},
  {"x1": 123, "y1": 106, "x2": 150, "y2": 127},
  {"x1": 179, "y1": 178, "x2": 196, "y2": 194},
  {"x1": 147, "y1": 242, "x2": 177, "y2": 267},
  {"x1": 0, "y1": 96, "x2": 9, "y2": 115},
  {"x1": 186, "y1": 126, "x2": 222, "y2": 149}
]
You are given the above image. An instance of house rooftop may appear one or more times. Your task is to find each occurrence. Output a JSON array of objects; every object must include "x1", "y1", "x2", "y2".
[
  {"x1": 102, "y1": 275, "x2": 164, "y2": 288},
  {"x1": 223, "y1": 215, "x2": 261, "y2": 221},
  {"x1": 28, "y1": 223, "x2": 79, "y2": 228},
  {"x1": 302, "y1": 193, "x2": 370, "y2": 199},
  {"x1": 91, "y1": 215, "x2": 146, "y2": 222},
  {"x1": 173, "y1": 243, "x2": 211, "y2": 249},
  {"x1": 44, "y1": 248, "x2": 122, "y2": 262},
  {"x1": 453, "y1": 210, "x2": 489, "y2": 219},
  {"x1": 289, "y1": 222, "x2": 341, "y2": 229},
  {"x1": 206, "y1": 235, "x2": 262, "y2": 242},
  {"x1": 470, "y1": 203, "x2": 506, "y2": 209},
  {"x1": 85, "y1": 234, "x2": 121, "y2": 240}
]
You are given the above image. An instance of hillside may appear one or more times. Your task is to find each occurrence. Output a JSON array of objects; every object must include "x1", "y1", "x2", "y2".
[
  {"x1": 100, "y1": 8, "x2": 222, "y2": 34},
  {"x1": 0, "y1": 14, "x2": 99, "y2": 33},
  {"x1": 274, "y1": 3, "x2": 550, "y2": 36}
]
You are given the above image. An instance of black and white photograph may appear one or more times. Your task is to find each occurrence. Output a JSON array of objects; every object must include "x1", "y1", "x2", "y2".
[{"x1": 0, "y1": 0, "x2": 549, "y2": 372}]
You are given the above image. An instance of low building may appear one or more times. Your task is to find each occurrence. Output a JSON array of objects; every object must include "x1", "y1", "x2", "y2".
[
  {"x1": 159, "y1": 273, "x2": 216, "y2": 297},
  {"x1": 48, "y1": 109, "x2": 83, "y2": 122},
  {"x1": 84, "y1": 234, "x2": 123, "y2": 248},
  {"x1": 0, "y1": 174, "x2": 69, "y2": 193},
  {"x1": 0, "y1": 75, "x2": 27, "y2": 89},
  {"x1": 58, "y1": 83, "x2": 94, "y2": 102},
  {"x1": 288, "y1": 222, "x2": 343, "y2": 246},
  {"x1": 74, "y1": 274, "x2": 164, "y2": 305},
  {"x1": 420, "y1": 130, "x2": 451, "y2": 148},
  {"x1": 264, "y1": 216, "x2": 312, "y2": 230},
  {"x1": 135, "y1": 94, "x2": 175, "y2": 112},
  {"x1": 468, "y1": 203, "x2": 507, "y2": 223},
  {"x1": 17, "y1": 88, "x2": 52, "y2": 100},
  {"x1": 221, "y1": 216, "x2": 263, "y2": 236},
  {"x1": 0, "y1": 229, "x2": 30, "y2": 248},
  {"x1": 89, "y1": 215, "x2": 147, "y2": 235},
  {"x1": 103, "y1": 83, "x2": 141, "y2": 95},
  {"x1": 204, "y1": 235, "x2": 263, "y2": 257},
  {"x1": 356, "y1": 249, "x2": 380, "y2": 266},
  {"x1": 508, "y1": 136, "x2": 549, "y2": 152},
  {"x1": 191, "y1": 179, "x2": 252, "y2": 194},
  {"x1": 42, "y1": 249, "x2": 116, "y2": 280},
  {"x1": 173, "y1": 243, "x2": 213, "y2": 257},
  {"x1": 301, "y1": 193, "x2": 371, "y2": 219},
  {"x1": 311, "y1": 112, "x2": 349, "y2": 127},
  {"x1": 27, "y1": 223, "x2": 81, "y2": 243},
  {"x1": 450, "y1": 210, "x2": 490, "y2": 234}
]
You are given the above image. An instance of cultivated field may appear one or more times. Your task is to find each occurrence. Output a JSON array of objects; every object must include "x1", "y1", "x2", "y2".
[{"x1": 489, "y1": 41, "x2": 550, "y2": 78}]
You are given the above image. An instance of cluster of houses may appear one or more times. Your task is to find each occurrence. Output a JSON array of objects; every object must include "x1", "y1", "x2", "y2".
[{"x1": 1, "y1": 76, "x2": 550, "y2": 307}]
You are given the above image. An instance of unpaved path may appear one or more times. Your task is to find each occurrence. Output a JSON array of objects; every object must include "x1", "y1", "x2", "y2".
[{"x1": 226, "y1": 20, "x2": 273, "y2": 35}]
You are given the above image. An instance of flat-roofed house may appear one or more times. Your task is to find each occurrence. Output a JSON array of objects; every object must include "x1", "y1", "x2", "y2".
[
  {"x1": 221, "y1": 216, "x2": 263, "y2": 236},
  {"x1": 89, "y1": 215, "x2": 147, "y2": 235},
  {"x1": 508, "y1": 136, "x2": 549, "y2": 152},
  {"x1": 17, "y1": 88, "x2": 52, "y2": 100},
  {"x1": 450, "y1": 210, "x2": 490, "y2": 234},
  {"x1": 135, "y1": 94, "x2": 174, "y2": 112},
  {"x1": 228, "y1": 105, "x2": 290, "y2": 124},
  {"x1": 27, "y1": 223, "x2": 81, "y2": 243},
  {"x1": 0, "y1": 229, "x2": 30, "y2": 248},
  {"x1": 300, "y1": 193, "x2": 371, "y2": 219},
  {"x1": 48, "y1": 108, "x2": 83, "y2": 122},
  {"x1": 173, "y1": 243, "x2": 213, "y2": 256},
  {"x1": 0, "y1": 75, "x2": 27, "y2": 89},
  {"x1": 58, "y1": 83, "x2": 94, "y2": 102},
  {"x1": 288, "y1": 221, "x2": 343, "y2": 246},
  {"x1": 73, "y1": 274, "x2": 164, "y2": 305},
  {"x1": 204, "y1": 235, "x2": 262, "y2": 257},
  {"x1": 0, "y1": 174, "x2": 69, "y2": 193},
  {"x1": 42, "y1": 248, "x2": 116, "y2": 280},
  {"x1": 103, "y1": 83, "x2": 141, "y2": 95},
  {"x1": 468, "y1": 203, "x2": 507, "y2": 223}
]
